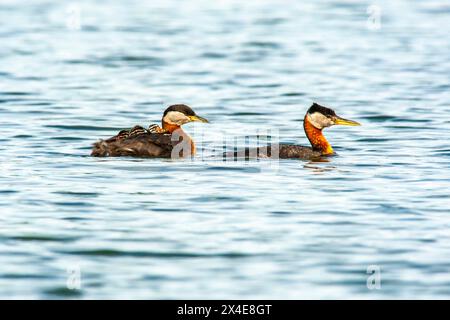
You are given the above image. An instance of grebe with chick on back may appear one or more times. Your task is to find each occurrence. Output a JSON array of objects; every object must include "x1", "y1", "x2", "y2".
[{"x1": 91, "y1": 104, "x2": 208, "y2": 158}]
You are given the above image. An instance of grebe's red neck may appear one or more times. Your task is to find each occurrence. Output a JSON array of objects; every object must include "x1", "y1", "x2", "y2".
[
  {"x1": 303, "y1": 115, "x2": 334, "y2": 155},
  {"x1": 162, "y1": 120, "x2": 181, "y2": 133},
  {"x1": 163, "y1": 120, "x2": 196, "y2": 156}
]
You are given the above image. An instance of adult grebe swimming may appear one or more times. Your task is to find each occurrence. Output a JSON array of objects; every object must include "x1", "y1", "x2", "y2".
[
  {"x1": 91, "y1": 104, "x2": 208, "y2": 158},
  {"x1": 228, "y1": 103, "x2": 360, "y2": 159}
]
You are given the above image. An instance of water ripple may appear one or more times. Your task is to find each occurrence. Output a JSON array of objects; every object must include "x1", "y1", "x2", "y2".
[{"x1": 0, "y1": 0, "x2": 449, "y2": 300}]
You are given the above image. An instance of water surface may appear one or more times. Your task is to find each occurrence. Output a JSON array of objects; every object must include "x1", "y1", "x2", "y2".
[{"x1": 1, "y1": 0, "x2": 450, "y2": 299}]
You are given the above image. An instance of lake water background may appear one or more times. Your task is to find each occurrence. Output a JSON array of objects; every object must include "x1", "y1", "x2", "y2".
[{"x1": 1, "y1": 0, "x2": 450, "y2": 299}]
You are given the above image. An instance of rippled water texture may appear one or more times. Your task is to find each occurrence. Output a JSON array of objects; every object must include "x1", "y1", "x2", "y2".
[{"x1": 1, "y1": 0, "x2": 450, "y2": 299}]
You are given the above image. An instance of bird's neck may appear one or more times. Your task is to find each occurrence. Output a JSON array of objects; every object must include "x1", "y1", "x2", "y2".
[
  {"x1": 163, "y1": 121, "x2": 196, "y2": 156},
  {"x1": 162, "y1": 121, "x2": 181, "y2": 133},
  {"x1": 303, "y1": 115, "x2": 333, "y2": 155}
]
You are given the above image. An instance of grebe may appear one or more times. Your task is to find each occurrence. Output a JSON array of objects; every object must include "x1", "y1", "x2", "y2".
[
  {"x1": 228, "y1": 103, "x2": 360, "y2": 159},
  {"x1": 91, "y1": 104, "x2": 208, "y2": 158},
  {"x1": 279, "y1": 103, "x2": 360, "y2": 158}
]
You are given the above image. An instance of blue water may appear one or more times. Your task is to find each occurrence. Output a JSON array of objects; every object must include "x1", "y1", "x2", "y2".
[{"x1": 1, "y1": 0, "x2": 450, "y2": 299}]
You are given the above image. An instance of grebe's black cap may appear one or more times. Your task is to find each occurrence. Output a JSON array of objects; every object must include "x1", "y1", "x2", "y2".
[
  {"x1": 163, "y1": 104, "x2": 196, "y2": 117},
  {"x1": 307, "y1": 102, "x2": 337, "y2": 117},
  {"x1": 163, "y1": 104, "x2": 209, "y2": 123}
]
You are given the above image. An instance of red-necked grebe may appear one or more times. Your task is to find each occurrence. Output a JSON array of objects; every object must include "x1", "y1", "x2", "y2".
[
  {"x1": 279, "y1": 102, "x2": 360, "y2": 158},
  {"x1": 91, "y1": 104, "x2": 208, "y2": 157},
  {"x1": 229, "y1": 103, "x2": 361, "y2": 159}
]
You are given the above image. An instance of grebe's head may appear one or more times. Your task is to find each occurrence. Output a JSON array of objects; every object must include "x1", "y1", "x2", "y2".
[
  {"x1": 162, "y1": 104, "x2": 209, "y2": 126},
  {"x1": 306, "y1": 102, "x2": 360, "y2": 129}
]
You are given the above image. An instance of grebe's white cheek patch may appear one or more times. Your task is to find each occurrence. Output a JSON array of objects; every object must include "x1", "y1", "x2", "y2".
[
  {"x1": 163, "y1": 111, "x2": 190, "y2": 126},
  {"x1": 307, "y1": 112, "x2": 333, "y2": 129}
]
